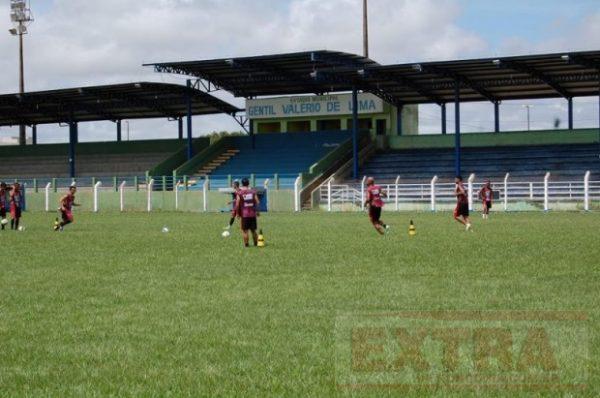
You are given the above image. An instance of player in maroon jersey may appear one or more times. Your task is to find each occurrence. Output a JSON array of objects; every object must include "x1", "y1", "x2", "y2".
[
  {"x1": 478, "y1": 179, "x2": 493, "y2": 219},
  {"x1": 454, "y1": 176, "x2": 472, "y2": 231},
  {"x1": 0, "y1": 182, "x2": 8, "y2": 230},
  {"x1": 235, "y1": 178, "x2": 260, "y2": 247},
  {"x1": 54, "y1": 185, "x2": 80, "y2": 231},
  {"x1": 364, "y1": 177, "x2": 389, "y2": 235},
  {"x1": 225, "y1": 180, "x2": 241, "y2": 231},
  {"x1": 9, "y1": 182, "x2": 23, "y2": 231}
]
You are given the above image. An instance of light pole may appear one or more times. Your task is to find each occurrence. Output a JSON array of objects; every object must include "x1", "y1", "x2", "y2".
[
  {"x1": 9, "y1": 0, "x2": 34, "y2": 146},
  {"x1": 362, "y1": 0, "x2": 369, "y2": 58},
  {"x1": 522, "y1": 104, "x2": 533, "y2": 131}
]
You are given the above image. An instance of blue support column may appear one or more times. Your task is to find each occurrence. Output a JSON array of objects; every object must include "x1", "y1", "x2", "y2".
[
  {"x1": 186, "y1": 79, "x2": 193, "y2": 160},
  {"x1": 454, "y1": 81, "x2": 461, "y2": 177},
  {"x1": 178, "y1": 117, "x2": 183, "y2": 140},
  {"x1": 68, "y1": 122, "x2": 77, "y2": 178},
  {"x1": 441, "y1": 103, "x2": 447, "y2": 135},
  {"x1": 494, "y1": 101, "x2": 500, "y2": 133},
  {"x1": 352, "y1": 87, "x2": 359, "y2": 179},
  {"x1": 249, "y1": 117, "x2": 255, "y2": 150},
  {"x1": 396, "y1": 105, "x2": 403, "y2": 135},
  {"x1": 32, "y1": 125, "x2": 37, "y2": 145},
  {"x1": 568, "y1": 97, "x2": 574, "y2": 130},
  {"x1": 116, "y1": 120, "x2": 122, "y2": 142}
]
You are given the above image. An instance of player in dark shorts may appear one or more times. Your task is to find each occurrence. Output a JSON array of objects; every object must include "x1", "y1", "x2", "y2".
[
  {"x1": 478, "y1": 179, "x2": 493, "y2": 219},
  {"x1": 0, "y1": 182, "x2": 8, "y2": 230},
  {"x1": 454, "y1": 176, "x2": 472, "y2": 231},
  {"x1": 9, "y1": 182, "x2": 23, "y2": 231},
  {"x1": 225, "y1": 180, "x2": 241, "y2": 231},
  {"x1": 364, "y1": 177, "x2": 389, "y2": 235},
  {"x1": 235, "y1": 178, "x2": 260, "y2": 247},
  {"x1": 54, "y1": 185, "x2": 80, "y2": 231}
]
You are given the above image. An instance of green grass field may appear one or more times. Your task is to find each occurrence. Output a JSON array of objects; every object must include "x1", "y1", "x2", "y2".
[{"x1": 1, "y1": 211, "x2": 598, "y2": 397}]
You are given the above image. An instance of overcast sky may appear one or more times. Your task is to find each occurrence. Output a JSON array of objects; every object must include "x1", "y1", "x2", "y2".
[{"x1": 0, "y1": 0, "x2": 599, "y2": 143}]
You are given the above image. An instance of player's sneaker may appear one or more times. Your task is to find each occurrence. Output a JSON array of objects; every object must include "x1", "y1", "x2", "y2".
[
  {"x1": 53, "y1": 218, "x2": 60, "y2": 231},
  {"x1": 466, "y1": 223, "x2": 472, "y2": 231},
  {"x1": 384, "y1": 225, "x2": 390, "y2": 234},
  {"x1": 224, "y1": 225, "x2": 231, "y2": 230}
]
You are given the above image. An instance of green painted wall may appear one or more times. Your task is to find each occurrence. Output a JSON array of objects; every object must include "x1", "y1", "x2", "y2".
[
  {"x1": 25, "y1": 188, "x2": 295, "y2": 213},
  {"x1": 388, "y1": 128, "x2": 600, "y2": 149}
]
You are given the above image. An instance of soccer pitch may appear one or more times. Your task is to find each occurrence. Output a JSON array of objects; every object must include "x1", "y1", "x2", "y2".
[{"x1": 1, "y1": 211, "x2": 598, "y2": 397}]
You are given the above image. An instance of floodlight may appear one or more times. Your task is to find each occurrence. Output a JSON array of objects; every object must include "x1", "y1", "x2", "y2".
[
  {"x1": 412, "y1": 64, "x2": 423, "y2": 72},
  {"x1": 561, "y1": 55, "x2": 570, "y2": 62},
  {"x1": 8, "y1": 28, "x2": 17, "y2": 36},
  {"x1": 492, "y1": 59, "x2": 501, "y2": 66}
]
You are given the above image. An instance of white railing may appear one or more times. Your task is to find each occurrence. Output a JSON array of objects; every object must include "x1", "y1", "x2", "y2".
[
  {"x1": 317, "y1": 172, "x2": 599, "y2": 212},
  {"x1": 147, "y1": 178, "x2": 154, "y2": 212},
  {"x1": 430, "y1": 175, "x2": 438, "y2": 212},
  {"x1": 44, "y1": 182, "x2": 52, "y2": 212},
  {"x1": 467, "y1": 174, "x2": 475, "y2": 211},
  {"x1": 119, "y1": 181, "x2": 126, "y2": 212},
  {"x1": 203, "y1": 177, "x2": 209, "y2": 212},
  {"x1": 294, "y1": 175, "x2": 302, "y2": 212},
  {"x1": 93, "y1": 181, "x2": 102, "y2": 213}
]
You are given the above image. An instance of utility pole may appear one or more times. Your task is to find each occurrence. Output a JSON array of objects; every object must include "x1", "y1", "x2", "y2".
[
  {"x1": 362, "y1": 0, "x2": 369, "y2": 58},
  {"x1": 522, "y1": 104, "x2": 533, "y2": 131},
  {"x1": 9, "y1": 0, "x2": 34, "y2": 146}
]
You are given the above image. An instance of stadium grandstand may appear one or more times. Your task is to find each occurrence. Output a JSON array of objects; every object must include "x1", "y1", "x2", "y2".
[
  {"x1": 142, "y1": 49, "x2": 599, "y2": 210},
  {"x1": 1, "y1": 50, "x2": 598, "y2": 211},
  {"x1": 0, "y1": 82, "x2": 241, "y2": 180}
]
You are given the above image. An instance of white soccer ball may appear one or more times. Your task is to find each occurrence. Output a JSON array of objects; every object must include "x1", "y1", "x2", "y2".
[
  {"x1": 1, "y1": 219, "x2": 7, "y2": 226},
  {"x1": 162, "y1": 226, "x2": 169, "y2": 233},
  {"x1": 18, "y1": 226, "x2": 25, "y2": 232},
  {"x1": 222, "y1": 230, "x2": 231, "y2": 238}
]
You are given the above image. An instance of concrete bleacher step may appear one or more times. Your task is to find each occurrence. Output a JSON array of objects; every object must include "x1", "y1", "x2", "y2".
[
  {"x1": 357, "y1": 144, "x2": 599, "y2": 183},
  {"x1": 197, "y1": 149, "x2": 240, "y2": 175}
]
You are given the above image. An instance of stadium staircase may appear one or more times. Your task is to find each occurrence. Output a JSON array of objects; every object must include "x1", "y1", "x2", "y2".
[
  {"x1": 196, "y1": 149, "x2": 240, "y2": 175},
  {"x1": 176, "y1": 131, "x2": 354, "y2": 189},
  {"x1": 357, "y1": 144, "x2": 600, "y2": 182}
]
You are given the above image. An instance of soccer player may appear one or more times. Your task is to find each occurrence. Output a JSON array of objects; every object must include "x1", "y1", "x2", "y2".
[
  {"x1": 54, "y1": 185, "x2": 80, "y2": 231},
  {"x1": 454, "y1": 176, "x2": 472, "y2": 231},
  {"x1": 478, "y1": 179, "x2": 493, "y2": 219},
  {"x1": 364, "y1": 177, "x2": 389, "y2": 235},
  {"x1": 225, "y1": 180, "x2": 241, "y2": 231},
  {"x1": 235, "y1": 178, "x2": 260, "y2": 247},
  {"x1": 9, "y1": 182, "x2": 23, "y2": 231},
  {"x1": 0, "y1": 182, "x2": 8, "y2": 230}
]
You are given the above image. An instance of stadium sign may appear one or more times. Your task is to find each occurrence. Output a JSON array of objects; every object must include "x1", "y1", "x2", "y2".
[{"x1": 246, "y1": 93, "x2": 384, "y2": 119}]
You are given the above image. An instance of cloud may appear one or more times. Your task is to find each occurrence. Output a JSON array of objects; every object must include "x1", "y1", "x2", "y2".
[{"x1": 0, "y1": 1, "x2": 595, "y2": 142}]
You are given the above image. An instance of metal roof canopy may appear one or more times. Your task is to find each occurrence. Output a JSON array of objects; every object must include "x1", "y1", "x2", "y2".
[
  {"x1": 0, "y1": 82, "x2": 242, "y2": 127},
  {"x1": 146, "y1": 50, "x2": 380, "y2": 98},
  {"x1": 146, "y1": 50, "x2": 600, "y2": 105}
]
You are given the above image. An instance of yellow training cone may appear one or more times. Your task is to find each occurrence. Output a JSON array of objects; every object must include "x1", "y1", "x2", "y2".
[
  {"x1": 257, "y1": 229, "x2": 265, "y2": 247},
  {"x1": 409, "y1": 220, "x2": 416, "y2": 237}
]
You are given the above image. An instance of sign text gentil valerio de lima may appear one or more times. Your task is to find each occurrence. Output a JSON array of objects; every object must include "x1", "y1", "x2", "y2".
[{"x1": 334, "y1": 310, "x2": 589, "y2": 392}]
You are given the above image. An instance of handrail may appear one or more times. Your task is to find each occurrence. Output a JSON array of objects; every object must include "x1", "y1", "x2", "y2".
[
  {"x1": 147, "y1": 137, "x2": 210, "y2": 176},
  {"x1": 175, "y1": 136, "x2": 235, "y2": 177}
]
